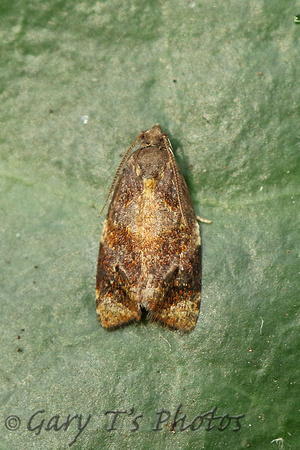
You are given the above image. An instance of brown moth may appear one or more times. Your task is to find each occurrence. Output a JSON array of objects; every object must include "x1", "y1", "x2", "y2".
[{"x1": 96, "y1": 124, "x2": 201, "y2": 332}]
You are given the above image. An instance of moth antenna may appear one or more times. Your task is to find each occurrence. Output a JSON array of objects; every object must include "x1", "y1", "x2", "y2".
[
  {"x1": 162, "y1": 134, "x2": 188, "y2": 227},
  {"x1": 99, "y1": 133, "x2": 143, "y2": 216}
]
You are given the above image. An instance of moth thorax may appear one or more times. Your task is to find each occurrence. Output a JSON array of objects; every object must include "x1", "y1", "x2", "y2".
[{"x1": 136, "y1": 148, "x2": 168, "y2": 180}]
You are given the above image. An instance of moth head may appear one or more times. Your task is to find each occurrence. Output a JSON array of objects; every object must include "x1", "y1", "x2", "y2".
[{"x1": 141, "y1": 124, "x2": 163, "y2": 147}]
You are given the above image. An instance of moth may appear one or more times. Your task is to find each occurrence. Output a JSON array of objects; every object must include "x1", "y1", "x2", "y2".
[{"x1": 96, "y1": 124, "x2": 202, "y2": 332}]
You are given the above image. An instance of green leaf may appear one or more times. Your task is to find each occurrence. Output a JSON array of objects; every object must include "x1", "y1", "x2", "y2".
[{"x1": 1, "y1": 1, "x2": 299, "y2": 448}]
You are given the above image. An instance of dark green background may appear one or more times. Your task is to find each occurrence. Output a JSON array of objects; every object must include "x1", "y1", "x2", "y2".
[{"x1": 1, "y1": 1, "x2": 299, "y2": 449}]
